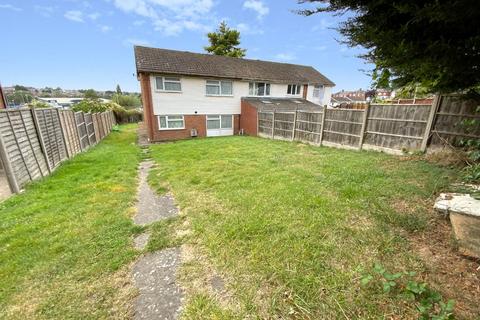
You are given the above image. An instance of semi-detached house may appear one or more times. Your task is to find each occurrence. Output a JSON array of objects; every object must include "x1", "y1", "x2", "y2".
[{"x1": 134, "y1": 46, "x2": 335, "y2": 142}]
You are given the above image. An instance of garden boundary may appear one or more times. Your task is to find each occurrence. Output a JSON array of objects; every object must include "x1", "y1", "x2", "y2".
[
  {"x1": 258, "y1": 95, "x2": 480, "y2": 154},
  {"x1": 0, "y1": 108, "x2": 115, "y2": 193}
]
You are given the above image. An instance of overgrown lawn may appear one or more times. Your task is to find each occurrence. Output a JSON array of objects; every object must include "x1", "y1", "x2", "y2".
[
  {"x1": 148, "y1": 136, "x2": 458, "y2": 319},
  {"x1": 0, "y1": 124, "x2": 141, "y2": 319}
]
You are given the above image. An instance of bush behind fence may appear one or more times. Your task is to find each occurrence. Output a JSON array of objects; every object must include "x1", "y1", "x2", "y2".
[
  {"x1": 258, "y1": 95, "x2": 480, "y2": 154},
  {"x1": 0, "y1": 108, "x2": 116, "y2": 193}
]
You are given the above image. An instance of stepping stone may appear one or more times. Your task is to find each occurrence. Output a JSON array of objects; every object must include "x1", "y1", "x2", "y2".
[
  {"x1": 135, "y1": 161, "x2": 179, "y2": 226},
  {"x1": 435, "y1": 193, "x2": 480, "y2": 258},
  {"x1": 133, "y1": 248, "x2": 184, "y2": 320},
  {"x1": 134, "y1": 233, "x2": 150, "y2": 250}
]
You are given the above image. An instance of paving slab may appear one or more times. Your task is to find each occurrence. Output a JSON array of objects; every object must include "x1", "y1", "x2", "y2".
[
  {"x1": 135, "y1": 161, "x2": 179, "y2": 225},
  {"x1": 134, "y1": 233, "x2": 151, "y2": 250},
  {"x1": 133, "y1": 248, "x2": 184, "y2": 320}
]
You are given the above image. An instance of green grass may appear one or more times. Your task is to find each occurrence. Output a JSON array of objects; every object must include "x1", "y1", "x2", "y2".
[
  {"x1": 148, "y1": 136, "x2": 457, "y2": 319},
  {"x1": 0, "y1": 124, "x2": 141, "y2": 319}
]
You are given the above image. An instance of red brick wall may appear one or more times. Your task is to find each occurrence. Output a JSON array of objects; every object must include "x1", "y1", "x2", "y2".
[
  {"x1": 150, "y1": 115, "x2": 206, "y2": 141},
  {"x1": 139, "y1": 73, "x2": 155, "y2": 141},
  {"x1": 240, "y1": 100, "x2": 258, "y2": 136}
]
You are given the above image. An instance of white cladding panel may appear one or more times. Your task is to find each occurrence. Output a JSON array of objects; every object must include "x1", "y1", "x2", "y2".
[
  {"x1": 306, "y1": 84, "x2": 333, "y2": 106},
  {"x1": 150, "y1": 75, "x2": 332, "y2": 115}
]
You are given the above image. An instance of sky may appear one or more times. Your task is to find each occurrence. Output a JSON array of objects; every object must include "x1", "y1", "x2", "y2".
[{"x1": 0, "y1": 0, "x2": 373, "y2": 93}]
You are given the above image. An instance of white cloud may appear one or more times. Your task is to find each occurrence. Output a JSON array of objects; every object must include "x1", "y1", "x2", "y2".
[
  {"x1": 34, "y1": 5, "x2": 54, "y2": 17},
  {"x1": 64, "y1": 10, "x2": 84, "y2": 22},
  {"x1": 110, "y1": 0, "x2": 215, "y2": 36},
  {"x1": 100, "y1": 25, "x2": 113, "y2": 33},
  {"x1": 133, "y1": 20, "x2": 146, "y2": 26},
  {"x1": 274, "y1": 53, "x2": 296, "y2": 62},
  {"x1": 0, "y1": 4, "x2": 21, "y2": 11},
  {"x1": 243, "y1": 0, "x2": 269, "y2": 19},
  {"x1": 236, "y1": 23, "x2": 264, "y2": 35},
  {"x1": 88, "y1": 12, "x2": 101, "y2": 20}
]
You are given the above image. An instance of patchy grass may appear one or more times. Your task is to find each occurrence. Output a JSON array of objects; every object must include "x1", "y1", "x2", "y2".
[
  {"x1": 0, "y1": 124, "x2": 141, "y2": 319},
  {"x1": 147, "y1": 136, "x2": 473, "y2": 319}
]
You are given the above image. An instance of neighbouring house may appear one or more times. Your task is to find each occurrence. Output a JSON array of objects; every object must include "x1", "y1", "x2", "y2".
[
  {"x1": 37, "y1": 97, "x2": 110, "y2": 109},
  {"x1": 134, "y1": 46, "x2": 335, "y2": 142},
  {"x1": 0, "y1": 84, "x2": 6, "y2": 109}
]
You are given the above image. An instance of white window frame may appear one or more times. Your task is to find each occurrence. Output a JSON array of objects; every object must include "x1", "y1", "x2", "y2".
[
  {"x1": 248, "y1": 82, "x2": 271, "y2": 96},
  {"x1": 287, "y1": 84, "x2": 301, "y2": 96},
  {"x1": 154, "y1": 76, "x2": 182, "y2": 92},
  {"x1": 158, "y1": 115, "x2": 185, "y2": 130},
  {"x1": 205, "y1": 80, "x2": 233, "y2": 96}
]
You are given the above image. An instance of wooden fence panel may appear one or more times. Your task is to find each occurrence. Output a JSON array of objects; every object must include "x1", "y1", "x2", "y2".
[
  {"x1": 363, "y1": 104, "x2": 431, "y2": 152},
  {"x1": 273, "y1": 112, "x2": 295, "y2": 140},
  {"x1": 294, "y1": 110, "x2": 323, "y2": 144},
  {"x1": 0, "y1": 109, "x2": 49, "y2": 190},
  {"x1": 33, "y1": 108, "x2": 68, "y2": 169},
  {"x1": 59, "y1": 110, "x2": 81, "y2": 157},
  {"x1": 84, "y1": 113, "x2": 96, "y2": 145},
  {"x1": 322, "y1": 108, "x2": 364, "y2": 148},
  {"x1": 75, "y1": 112, "x2": 90, "y2": 150},
  {"x1": 430, "y1": 95, "x2": 480, "y2": 147},
  {"x1": 258, "y1": 112, "x2": 273, "y2": 137}
]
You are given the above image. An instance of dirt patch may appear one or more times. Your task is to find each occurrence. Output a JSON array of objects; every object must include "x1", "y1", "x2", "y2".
[{"x1": 410, "y1": 215, "x2": 480, "y2": 319}]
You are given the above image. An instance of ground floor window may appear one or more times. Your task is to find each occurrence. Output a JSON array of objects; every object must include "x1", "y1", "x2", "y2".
[
  {"x1": 158, "y1": 115, "x2": 185, "y2": 130},
  {"x1": 287, "y1": 84, "x2": 301, "y2": 95},
  {"x1": 207, "y1": 115, "x2": 232, "y2": 129}
]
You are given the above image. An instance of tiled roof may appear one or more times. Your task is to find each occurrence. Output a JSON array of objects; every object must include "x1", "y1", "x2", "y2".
[
  {"x1": 242, "y1": 97, "x2": 323, "y2": 112},
  {"x1": 134, "y1": 46, "x2": 335, "y2": 86}
]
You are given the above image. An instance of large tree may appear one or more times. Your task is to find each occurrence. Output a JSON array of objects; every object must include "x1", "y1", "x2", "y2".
[
  {"x1": 205, "y1": 21, "x2": 246, "y2": 58},
  {"x1": 299, "y1": 0, "x2": 480, "y2": 93}
]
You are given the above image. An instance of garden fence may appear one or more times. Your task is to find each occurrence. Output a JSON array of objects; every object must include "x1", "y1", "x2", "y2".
[
  {"x1": 258, "y1": 94, "x2": 480, "y2": 154},
  {"x1": 0, "y1": 108, "x2": 115, "y2": 194}
]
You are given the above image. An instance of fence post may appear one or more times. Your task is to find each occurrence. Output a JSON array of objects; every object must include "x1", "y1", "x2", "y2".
[
  {"x1": 291, "y1": 108, "x2": 298, "y2": 141},
  {"x1": 358, "y1": 103, "x2": 370, "y2": 150},
  {"x1": 256, "y1": 111, "x2": 260, "y2": 137},
  {"x1": 421, "y1": 94, "x2": 441, "y2": 152},
  {"x1": 0, "y1": 125, "x2": 20, "y2": 193},
  {"x1": 31, "y1": 108, "x2": 52, "y2": 173},
  {"x1": 271, "y1": 111, "x2": 275, "y2": 139},
  {"x1": 319, "y1": 105, "x2": 327, "y2": 146}
]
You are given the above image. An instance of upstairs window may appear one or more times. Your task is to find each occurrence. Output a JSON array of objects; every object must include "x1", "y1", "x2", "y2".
[
  {"x1": 206, "y1": 80, "x2": 233, "y2": 96},
  {"x1": 313, "y1": 85, "x2": 323, "y2": 98},
  {"x1": 158, "y1": 115, "x2": 184, "y2": 130},
  {"x1": 287, "y1": 84, "x2": 301, "y2": 95},
  {"x1": 155, "y1": 76, "x2": 182, "y2": 92},
  {"x1": 249, "y1": 82, "x2": 270, "y2": 96}
]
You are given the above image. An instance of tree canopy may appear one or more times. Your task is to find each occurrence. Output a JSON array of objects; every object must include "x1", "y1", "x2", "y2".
[
  {"x1": 83, "y1": 89, "x2": 100, "y2": 100},
  {"x1": 299, "y1": 0, "x2": 480, "y2": 93},
  {"x1": 205, "y1": 21, "x2": 246, "y2": 58}
]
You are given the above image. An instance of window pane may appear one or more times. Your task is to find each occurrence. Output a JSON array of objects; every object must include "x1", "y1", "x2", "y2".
[
  {"x1": 257, "y1": 83, "x2": 265, "y2": 96},
  {"x1": 206, "y1": 80, "x2": 219, "y2": 85},
  {"x1": 206, "y1": 85, "x2": 220, "y2": 95},
  {"x1": 156, "y1": 77, "x2": 163, "y2": 90},
  {"x1": 168, "y1": 115, "x2": 183, "y2": 120},
  {"x1": 164, "y1": 82, "x2": 181, "y2": 91},
  {"x1": 287, "y1": 85, "x2": 292, "y2": 94},
  {"x1": 296, "y1": 85, "x2": 301, "y2": 95},
  {"x1": 221, "y1": 115, "x2": 232, "y2": 129},
  {"x1": 207, "y1": 115, "x2": 220, "y2": 119},
  {"x1": 207, "y1": 119, "x2": 220, "y2": 129},
  {"x1": 249, "y1": 82, "x2": 253, "y2": 95},
  {"x1": 164, "y1": 77, "x2": 180, "y2": 82},
  {"x1": 168, "y1": 120, "x2": 184, "y2": 128},
  {"x1": 159, "y1": 116, "x2": 167, "y2": 128},
  {"x1": 265, "y1": 83, "x2": 270, "y2": 96},
  {"x1": 221, "y1": 81, "x2": 232, "y2": 95}
]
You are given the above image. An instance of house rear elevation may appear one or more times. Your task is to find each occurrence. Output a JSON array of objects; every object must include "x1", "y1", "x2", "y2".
[{"x1": 135, "y1": 46, "x2": 335, "y2": 142}]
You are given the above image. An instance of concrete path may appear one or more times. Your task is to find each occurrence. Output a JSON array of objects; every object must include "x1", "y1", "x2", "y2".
[
  {"x1": 0, "y1": 169, "x2": 12, "y2": 202},
  {"x1": 132, "y1": 159, "x2": 184, "y2": 320},
  {"x1": 135, "y1": 161, "x2": 179, "y2": 226}
]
